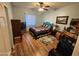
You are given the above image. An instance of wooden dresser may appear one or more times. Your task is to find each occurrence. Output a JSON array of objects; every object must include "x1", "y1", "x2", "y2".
[{"x1": 11, "y1": 20, "x2": 22, "y2": 43}]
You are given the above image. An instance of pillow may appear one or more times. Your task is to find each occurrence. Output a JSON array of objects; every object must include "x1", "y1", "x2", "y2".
[
  {"x1": 47, "y1": 26, "x2": 51, "y2": 29},
  {"x1": 45, "y1": 25, "x2": 48, "y2": 28},
  {"x1": 43, "y1": 22, "x2": 52, "y2": 29},
  {"x1": 43, "y1": 23, "x2": 46, "y2": 27}
]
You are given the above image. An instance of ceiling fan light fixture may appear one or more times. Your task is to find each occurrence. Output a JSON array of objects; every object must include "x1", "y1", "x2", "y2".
[{"x1": 38, "y1": 8, "x2": 44, "y2": 12}]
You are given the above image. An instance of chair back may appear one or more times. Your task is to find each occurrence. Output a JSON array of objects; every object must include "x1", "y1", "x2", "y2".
[{"x1": 56, "y1": 35, "x2": 74, "y2": 56}]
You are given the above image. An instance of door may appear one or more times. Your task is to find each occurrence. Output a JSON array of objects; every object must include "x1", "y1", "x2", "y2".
[
  {"x1": 4, "y1": 6, "x2": 13, "y2": 49},
  {"x1": 0, "y1": 3, "x2": 11, "y2": 55},
  {"x1": 0, "y1": 17, "x2": 6, "y2": 55}
]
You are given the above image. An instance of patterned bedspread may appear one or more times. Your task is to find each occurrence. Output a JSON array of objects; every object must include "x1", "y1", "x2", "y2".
[{"x1": 32, "y1": 26, "x2": 48, "y2": 32}]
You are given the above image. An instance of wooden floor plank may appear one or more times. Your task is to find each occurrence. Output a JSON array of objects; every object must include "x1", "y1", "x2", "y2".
[{"x1": 23, "y1": 34, "x2": 35, "y2": 56}]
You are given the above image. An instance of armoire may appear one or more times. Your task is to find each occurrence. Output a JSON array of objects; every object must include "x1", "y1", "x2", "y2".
[{"x1": 11, "y1": 20, "x2": 22, "y2": 43}]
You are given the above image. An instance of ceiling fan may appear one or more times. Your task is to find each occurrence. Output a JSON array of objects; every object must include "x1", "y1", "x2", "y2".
[{"x1": 36, "y1": 2, "x2": 50, "y2": 11}]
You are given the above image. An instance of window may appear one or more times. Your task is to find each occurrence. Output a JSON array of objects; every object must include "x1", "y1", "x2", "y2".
[{"x1": 25, "y1": 15, "x2": 36, "y2": 27}]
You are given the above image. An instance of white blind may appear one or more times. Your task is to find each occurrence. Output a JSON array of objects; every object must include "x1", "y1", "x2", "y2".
[{"x1": 25, "y1": 15, "x2": 36, "y2": 27}]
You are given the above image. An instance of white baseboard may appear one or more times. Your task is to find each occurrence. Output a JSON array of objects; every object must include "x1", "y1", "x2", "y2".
[{"x1": 0, "y1": 50, "x2": 11, "y2": 56}]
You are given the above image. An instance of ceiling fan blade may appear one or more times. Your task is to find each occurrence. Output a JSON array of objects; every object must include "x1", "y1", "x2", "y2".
[
  {"x1": 39, "y1": 2, "x2": 43, "y2": 4},
  {"x1": 35, "y1": 2, "x2": 50, "y2": 11},
  {"x1": 45, "y1": 5, "x2": 50, "y2": 7},
  {"x1": 44, "y1": 8, "x2": 48, "y2": 11}
]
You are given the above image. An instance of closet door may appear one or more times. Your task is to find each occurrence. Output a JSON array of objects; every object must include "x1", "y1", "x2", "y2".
[
  {"x1": 0, "y1": 3, "x2": 11, "y2": 55},
  {"x1": 0, "y1": 18, "x2": 5, "y2": 55},
  {"x1": 0, "y1": 4, "x2": 7, "y2": 55}
]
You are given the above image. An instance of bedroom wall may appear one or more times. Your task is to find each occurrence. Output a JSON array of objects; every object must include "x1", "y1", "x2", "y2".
[
  {"x1": 72, "y1": 35, "x2": 79, "y2": 56},
  {"x1": 12, "y1": 7, "x2": 43, "y2": 26},
  {"x1": 42, "y1": 4, "x2": 79, "y2": 31}
]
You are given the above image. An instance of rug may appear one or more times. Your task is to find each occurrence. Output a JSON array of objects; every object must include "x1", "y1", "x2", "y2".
[{"x1": 38, "y1": 35, "x2": 56, "y2": 46}]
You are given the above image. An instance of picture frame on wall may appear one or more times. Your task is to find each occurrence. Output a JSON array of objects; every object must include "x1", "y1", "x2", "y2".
[{"x1": 56, "y1": 16, "x2": 69, "y2": 24}]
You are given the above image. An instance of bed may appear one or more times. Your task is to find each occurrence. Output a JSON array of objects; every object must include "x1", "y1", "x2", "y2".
[{"x1": 29, "y1": 22, "x2": 53, "y2": 39}]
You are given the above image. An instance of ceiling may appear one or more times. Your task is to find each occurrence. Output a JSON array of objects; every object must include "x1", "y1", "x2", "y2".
[{"x1": 11, "y1": 2, "x2": 79, "y2": 10}]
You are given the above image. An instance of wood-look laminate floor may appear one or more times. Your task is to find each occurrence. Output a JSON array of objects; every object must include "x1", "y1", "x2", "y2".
[{"x1": 12, "y1": 32, "x2": 58, "y2": 56}]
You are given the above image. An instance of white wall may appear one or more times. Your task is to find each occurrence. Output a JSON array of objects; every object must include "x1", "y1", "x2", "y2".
[
  {"x1": 72, "y1": 35, "x2": 79, "y2": 56},
  {"x1": 12, "y1": 7, "x2": 43, "y2": 26},
  {"x1": 43, "y1": 4, "x2": 79, "y2": 31}
]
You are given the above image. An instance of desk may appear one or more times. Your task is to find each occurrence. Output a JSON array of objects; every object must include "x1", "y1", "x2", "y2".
[
  {"x1": 63, "y1": 31, "x2": 77, "y2": 39},
  {"x1": 62, "y1": 31, "x2": 77, "y2": 43}
]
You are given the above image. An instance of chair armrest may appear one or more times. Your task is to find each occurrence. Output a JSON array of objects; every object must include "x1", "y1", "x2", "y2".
[{"x1": 55, "y1": 32, "x2": 61, "y2": 40}]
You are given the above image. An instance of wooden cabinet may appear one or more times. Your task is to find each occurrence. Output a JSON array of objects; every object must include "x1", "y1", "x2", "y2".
[{"x1": 11, "y1": 20, "x2": 22, "y2": 43}]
